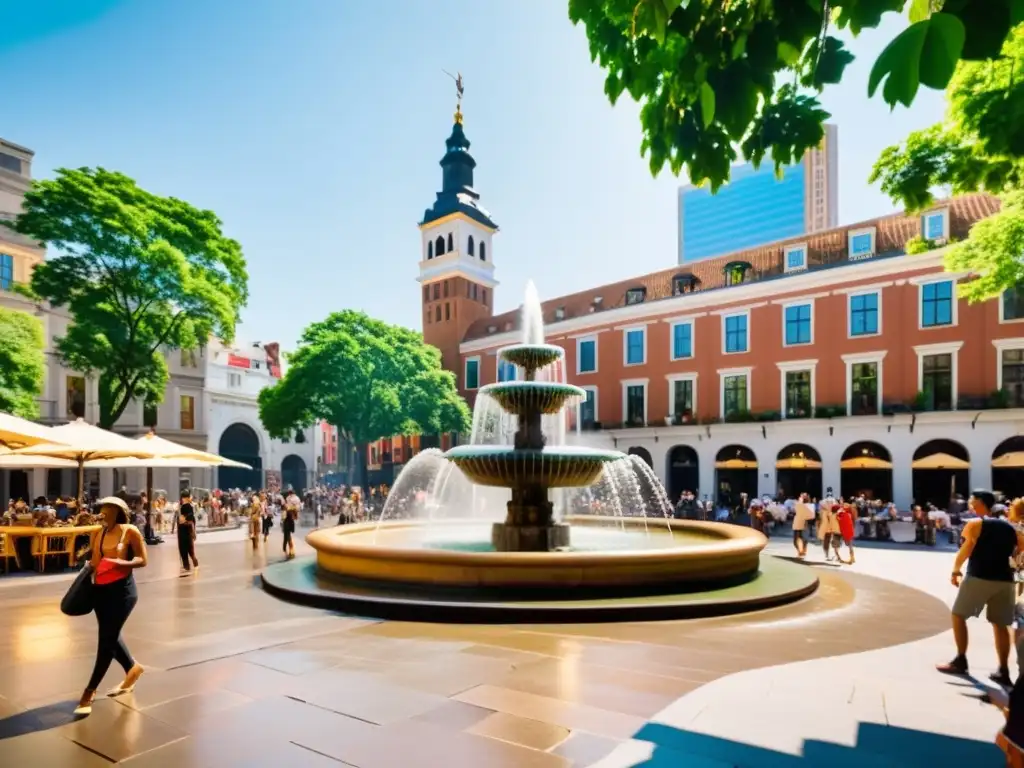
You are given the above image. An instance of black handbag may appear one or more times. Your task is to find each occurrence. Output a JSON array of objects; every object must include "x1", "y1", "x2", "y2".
[{"x1": 60, "y1": 563, "x2": 95, "y2": 616}]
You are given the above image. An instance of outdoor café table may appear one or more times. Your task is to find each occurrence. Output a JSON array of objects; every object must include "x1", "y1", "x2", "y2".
[{"x1": 2, "y1": 525, "x2": 102, "y2": 571}]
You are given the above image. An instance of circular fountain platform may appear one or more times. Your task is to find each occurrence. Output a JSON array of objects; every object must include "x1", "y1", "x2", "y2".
[{"x1": 261, "y1": 517, "x2": 819, "y2": 623}]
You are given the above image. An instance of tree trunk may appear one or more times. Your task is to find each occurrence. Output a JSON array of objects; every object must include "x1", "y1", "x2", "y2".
[{"x1": 356, "y1": 442, "x2": 370, "y2": 498}]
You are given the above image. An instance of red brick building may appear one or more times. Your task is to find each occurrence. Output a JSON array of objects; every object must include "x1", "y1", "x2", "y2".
[{"x1": 400, "y1": 115, "x2": 1024, "y2": 509}]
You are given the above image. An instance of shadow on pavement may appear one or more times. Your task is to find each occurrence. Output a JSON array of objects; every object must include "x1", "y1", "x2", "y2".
[{"x1": 631, "y1": 720, "x2": 1002, "y2": 767}]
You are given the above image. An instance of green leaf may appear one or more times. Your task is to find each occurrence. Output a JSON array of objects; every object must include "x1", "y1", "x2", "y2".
[
  {"x1": 944, "y1": 0, "x2": 1012, "y2": 60},
  {"x1": 0, "y1": 307, "x2": 44, "y2": 419},
  {"x1": 700, "y1": 82, "x2": 715, "y2": 128},
  {"x1": 813, "y1": 37, "x2": 855, "y2": 88},
  {"x1": 777, "y1": 41, "x2": 801, "y2": 66},
  {"x1": 868, "y1": 14, "x2": 965, "y2": 107},
  {"x1": 908, "y1": 0, "x2": 932, "y2": 23}
]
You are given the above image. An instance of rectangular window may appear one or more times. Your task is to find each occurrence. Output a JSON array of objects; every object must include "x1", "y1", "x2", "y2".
[
  {"x1": 921, "y1": 281, "x2": 954, "y2": 327},
  {"x1": 785, "y1": 246, "x2": 806, "y2": 272},
  {"x1": 723, "y1": 375, "x2": 747, "y2": 417},
  {"x1": 924, "y1": 211, "x2": 946, "y2": 240},
  {"x1": 1003, "y1": 287, "x2": 1024, "y2": 321},
  {"x1": 784, "y1": 371, "x2": 812, "y2": 418},
  {"x1": 625, "y1": 384, "x2": 645, "y2": 426},
  {"x1": 180, "y1": 395, "x2": 195, "y2": 430},
  {"x1": 228, "y1": 372, "x2": 242, "y2": 388},
  {"x1": 424, "y1": 285, "x2": 430, "y2": 302},
  {"x1": 577, "y1": 338, "x2": 597, "y2": 373},
  {"x1": 921, "y1": 353, "x2": 953, "y2": 411},
  {"x1": 497, "y1": 359, "x2": 517, "y2": 382},
  {"x1": 624, "y1": 328, "x2": 645, "y2": 366},
  {"x1": 482, "y1": 288, "x2": 487, "y2": 304},
  {"x1": 432, "y1": 283, "x2": 440, "y2": 300},
  {"x1": 850, "y1": 362, "x2": 879, "y2": 416},
  {"x1": 0, "y1": 152, "x2": 22, "y2": 174},
  {"x1": 66, "y1": 376, "x2": 86, "y2": 419},
  {"x1": 0, "y1": 253, "x2": 12, "y2": 291},
  {"x1": 784, "y1": 303, "x2": 812, "y2": 346},
  {"x1": 443, "y1": 281, "x2": 449, "y2": 298},
  {"x1": 180, "y1": 348, "x2": 197, "y2": 368},
  {"x1": 143, "y1": 402, "x2": 158, "y2": 428},
  {"x1": 671, "y1": 322, "x2": 692, "y2": 360},
  {"x1": 471, "y1": 283, "x2": 478, "y2": 300},
  {"x1": 724, "y1": 314, "x2": 748, "y2": 354},
  {"x1": 672, "y1": 378, "x2": 693, "y2": 419},
  {"x1": 850, "y1": 231, "x2": 874, "y2": 258},
  {"x1": 1003, "y1": 350, "x2": 1024, "y2": 407},
  {"x1": 580, "y1": 388, "x2": 596, "y2": 427},
  {"x1": 464, "y1": 358, "x2": 479, "y2": 390},
  {"x1": 849, "y1": 292, "x2": 879, "y2": 336},
  {"x1": 445, "y1": 303, "x2": 450, "y2": 321}
]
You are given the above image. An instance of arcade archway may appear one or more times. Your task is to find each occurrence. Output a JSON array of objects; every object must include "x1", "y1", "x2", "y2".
[
  {"x1": 840, "y1": 441, "x2": 892, "y2": 501},
  {"x1": 281, "y1": 454, "x2": 308, "y2": 494},
  {"x1": 627, "y1": 446, "x2": 653, "y2": 469},
  {"x1": 776, "y1": 443, "x2": 822, "y2": 500},
  {"x1": 218, "y1": 423, "x2": 263, "y2": 490},
  {"x1": 993, "y1": 436, "x2": 1024, "y2": 500},
  {"x1": 912, "y1": 439, "x2": 969, "y2": 507},
  {"x1": 666, "y1": 445, "x2": 699, "y2": 500},
  {"x1": 715, "y1": 444, "x2": 758, "y2": 507}
]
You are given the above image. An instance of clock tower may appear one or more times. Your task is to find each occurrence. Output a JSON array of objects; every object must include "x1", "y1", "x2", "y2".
[{"x1": 418, "y1": 99, "x2": 498, "y2": 386}]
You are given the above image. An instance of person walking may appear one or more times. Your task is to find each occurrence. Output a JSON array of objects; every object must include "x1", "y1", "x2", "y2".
[
  {"x1": 791, "y1": 493, "x2": 813, "y2": 558},
  {"x1": 176, "y1": 490, "x2": 199, "y2": 576},
  {"x1": 282, "y1": 490, "x2": 300, "y2": 559},
  {"x1": 818, "y1": 501, "x2": 842, "y2": 562},
  {"x1": 74, "y1": 497, "x2": 148, "y2": 716},
  {"x1": 938, "y1": 490, "x2": 1024, "y2": 687}
]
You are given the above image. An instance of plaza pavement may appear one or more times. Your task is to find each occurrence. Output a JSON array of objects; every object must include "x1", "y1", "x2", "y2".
[{"x1": 0, "y1": 524, "x2": 1008, "y2": 766}]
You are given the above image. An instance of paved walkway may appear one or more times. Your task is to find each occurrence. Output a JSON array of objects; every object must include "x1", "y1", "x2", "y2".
[
  {"x1": 591, "y1": 537, "x2": 1007, "y2": 766},
  {"x1": 0, "y1": 525, "x2": 1007, "y2": 766}
]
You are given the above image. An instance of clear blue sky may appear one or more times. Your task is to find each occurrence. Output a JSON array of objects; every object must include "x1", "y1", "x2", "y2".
[{"x1": 2, "y1": 1, "x2": 944, "y2": 349}]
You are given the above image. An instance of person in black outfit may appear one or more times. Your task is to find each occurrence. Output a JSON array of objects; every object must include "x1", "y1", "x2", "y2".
[
  {"x1": 177, "y1": 490, "x2": 199, "y2": 575},
  {"x1": 938, "y1": 490, "x2": 1024, "y2": 686},
  {"x1": 75, "y1": 497, "x2": 148, "y2": 716}
]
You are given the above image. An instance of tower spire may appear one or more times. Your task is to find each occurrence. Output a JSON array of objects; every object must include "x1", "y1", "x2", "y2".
[{"x1": 444, "y1": 70, "x2": 465, "y2": 125}]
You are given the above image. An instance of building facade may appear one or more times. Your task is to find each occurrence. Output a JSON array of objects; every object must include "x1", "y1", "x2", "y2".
[
  {"x1": 450, "y1": 189, "x2": 1024, "y2": 510},
  {"x1": 678, "y1": 124, "x2": 838, "y2": 264}
]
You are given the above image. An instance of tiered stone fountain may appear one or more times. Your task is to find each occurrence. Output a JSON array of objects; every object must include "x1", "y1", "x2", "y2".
[
  {"x1": 262, "y1": 283, "x2": 819, "y2": 622},
  {"x1": 445, "y1": 342, "x2": 619, "y2": 552}
]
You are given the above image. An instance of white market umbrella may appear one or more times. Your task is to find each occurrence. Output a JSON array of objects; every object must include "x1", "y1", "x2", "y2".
[
  {"x1": 10, "y1": 419, "x2": 159, "y2": 501},
  {"x1": 0, "y1": 412, "x2": 63, "y2": 449}
]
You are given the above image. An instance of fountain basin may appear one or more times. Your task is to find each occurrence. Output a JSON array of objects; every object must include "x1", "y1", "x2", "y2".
[
  {"x1": 498, "y1": 343, "x2": 564, "y2": 373},
  {"x1": 305, "y1": 516, "x2": 767, "y2": 589},
  {"x1": 444, "y1": 445, "x2": 622, "y2": 488},
  {"x1": 481, "y1": 381, "x2": 585, "y2": 415}
]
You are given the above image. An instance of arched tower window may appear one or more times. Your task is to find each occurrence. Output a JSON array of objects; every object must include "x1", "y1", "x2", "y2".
[
  {"x1": 480, "y1": 242, "x2": 487, "y2": 261},
  {"x1": 447, "y1": 233, "x2": 454, "y2": 252},
  {"x1": 435, "y1": 236, "x2": 445, "y2": 256},
  {"x1": 467, "y1": 235, "x2": 475, "y2": 256},
  {"x1": 427, "y1": 241, "x2": 433, "y2": 260},
  {"x1": 435, "y1": 306, "x2": 441, "y2": 322}
]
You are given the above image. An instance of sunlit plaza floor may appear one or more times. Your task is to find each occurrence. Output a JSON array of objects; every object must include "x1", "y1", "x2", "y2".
[{"x1": 0, "y1": 524, "x2": 1009, "y2": 766}]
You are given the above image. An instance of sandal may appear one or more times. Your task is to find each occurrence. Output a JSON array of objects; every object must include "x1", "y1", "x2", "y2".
[
  {"x1": 107, "y1": 664, "x2": 145, "y2": 697},
  {"x1": 73, "y1": 690, "x2": 96, "y2": 716}
]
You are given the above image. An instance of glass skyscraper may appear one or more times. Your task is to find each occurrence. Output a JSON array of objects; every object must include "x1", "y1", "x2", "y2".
[{"x1": 678, "y1": 125, "x2": 838, "y2": 264}]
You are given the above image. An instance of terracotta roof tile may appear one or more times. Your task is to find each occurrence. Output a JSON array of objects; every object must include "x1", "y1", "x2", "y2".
[{"x1": 462, "y1": 194, "x2": 1001, "y2": 342}]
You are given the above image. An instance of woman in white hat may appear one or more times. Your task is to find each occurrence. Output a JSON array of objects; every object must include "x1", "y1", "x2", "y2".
[{"x1": 75, "y1": 496, "x2": 148, "y2": 716}]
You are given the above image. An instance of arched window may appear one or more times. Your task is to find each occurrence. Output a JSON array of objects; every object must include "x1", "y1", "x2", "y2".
[
  {"x1": 435, "y1": 306, "x2": 441, "y2": 322},
  {"x1": 467, "y1": 235, "x2": 475, "y2": 256},
  {"x1": 447, "y1": 233, "x2": 454, "y2": 252},
  {"x1": 427, "y1": 241, "x2": 433, "y2": 259},
  {"x1": 480, "y1": 242, "x2": 487, "y2": 261},
  {"x1": 435, "y1": 236, "x2": 445, "y2": 256}
]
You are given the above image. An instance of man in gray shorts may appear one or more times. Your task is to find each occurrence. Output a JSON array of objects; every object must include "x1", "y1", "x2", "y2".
[{"x1": 938, "y1": 490, "x2": 1024, "y2": 687}]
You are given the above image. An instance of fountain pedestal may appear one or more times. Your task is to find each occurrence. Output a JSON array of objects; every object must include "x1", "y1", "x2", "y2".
[
  {"x1": 492, "y1": 522, "x2": 570, "y2": 552},
  {"x1": 492, "y1": 485, "x2": 570, "y2": 552}
]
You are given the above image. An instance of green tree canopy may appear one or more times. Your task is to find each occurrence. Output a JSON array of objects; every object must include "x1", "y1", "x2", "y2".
[
  {"x1": 3, "y1": 167, "x2": 248, "y2": 427},
  {"x1": 258, "y1": 310, "x2": 471, "y2": 489},
  {"x1": 568, "y1": 0, "x2": 1020, "y2": 189},
  {"x1": 0, "y1": 307, "x2": 45, "y2": 419},
  {"x1": 870, "y1": 25, "x2": 1024, "y2": 301}
]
